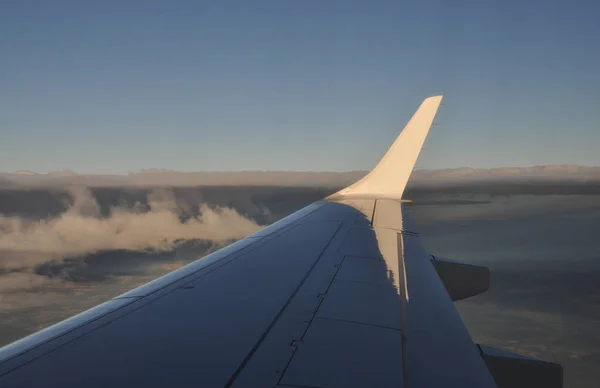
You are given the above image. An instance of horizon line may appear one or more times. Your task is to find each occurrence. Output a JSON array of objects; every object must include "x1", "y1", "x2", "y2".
[{"x1": 3, "y1": 164, "x2": 600, "y2": 176}]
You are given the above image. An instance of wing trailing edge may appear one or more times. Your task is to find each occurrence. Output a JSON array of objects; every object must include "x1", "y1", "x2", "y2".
[
  {"x1": 332, "y1": 95, "x2": 443, "y2": 200},
  {"x1": 478, "y1": 344, "x2": 563, "y2": 388},
  {"x1": 431, "y1": 255, "x2": 490, "y2": 301}
]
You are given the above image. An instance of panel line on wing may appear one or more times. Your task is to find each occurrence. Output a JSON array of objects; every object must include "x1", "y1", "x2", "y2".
[
  {"x1": 225, "y1": 221, "x2": 344, "y2": 388},
  {"x1": 274, "y1": 254, "x2": 348, "y2": 386},
  {"x1": 370, "y1": 199, "x2": 377, "y2": 226},
  {"x1": 314, "y1": 316, "x2": 401, "y2": 332},
  {"x1": 327, "y1": 278, "x2": 396, "y2": 289},
  {"x1": 397, "y1": 232, "x2": 410, "y2": 388}
]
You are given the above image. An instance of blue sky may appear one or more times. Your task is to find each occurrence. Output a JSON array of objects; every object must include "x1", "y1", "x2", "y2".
[{"x1": 1, "y1": 0, "x2": 599, "y2": 173}]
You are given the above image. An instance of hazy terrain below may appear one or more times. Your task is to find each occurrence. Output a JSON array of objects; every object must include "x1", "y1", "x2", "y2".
[
  {"x1": 0, "y1": 184, "x2": 598, "y2": 387},
  {"x1": 408, "y1": 194, "x2": 600, "y2": 388}
]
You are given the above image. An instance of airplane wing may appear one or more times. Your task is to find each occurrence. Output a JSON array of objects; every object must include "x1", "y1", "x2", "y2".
[{"x1": 0, "y1": 96, "x2": 562, "y2": 388}]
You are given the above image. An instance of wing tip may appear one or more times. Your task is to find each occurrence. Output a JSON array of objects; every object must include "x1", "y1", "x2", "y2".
[
  {"x1": 427, "y1": 94, "x2": 444, "y2": 100},
  {"x1": 423, "y1": 95, "x2": 444, "y2": 108},
  {"x1": 331, "y1": 95, "x2": 444, "y2": 200}
]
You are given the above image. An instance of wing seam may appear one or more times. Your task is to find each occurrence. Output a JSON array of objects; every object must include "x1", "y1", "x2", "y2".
[{"x1": 224, "y1": 221, "x2": 343, "y2": 387}]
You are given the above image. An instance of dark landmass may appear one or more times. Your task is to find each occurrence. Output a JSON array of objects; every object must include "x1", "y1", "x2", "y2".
[{"x1": 2, "y1": 180, "x2": 600, "y2": 220}]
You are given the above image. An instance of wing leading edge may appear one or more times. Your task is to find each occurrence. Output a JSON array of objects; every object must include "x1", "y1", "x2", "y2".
[{"x1": 0, "y1": 96, "x2": 562, "y2": 388}]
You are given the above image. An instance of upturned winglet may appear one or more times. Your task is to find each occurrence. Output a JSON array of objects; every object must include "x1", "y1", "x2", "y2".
[{"x1": 331, "y1": 95, "x2": 443, "y2": 200}]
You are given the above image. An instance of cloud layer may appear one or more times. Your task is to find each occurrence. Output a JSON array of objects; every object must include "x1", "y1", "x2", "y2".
[{"x1": 0, "y1": 186, "x2": 262, "y2": 285}]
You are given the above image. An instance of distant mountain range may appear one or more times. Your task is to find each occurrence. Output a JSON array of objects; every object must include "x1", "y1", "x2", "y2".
[
  {"x1": 1, "y1": 165, "x2": 599, "y2": 188},
  {"x1": 410, "y1": 165, "x2": 600, "y2": 183}
]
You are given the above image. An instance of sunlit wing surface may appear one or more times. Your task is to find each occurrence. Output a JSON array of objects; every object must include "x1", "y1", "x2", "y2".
[{"x1": 0, "y1": 97, "x2": 562, "y2": 387}]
